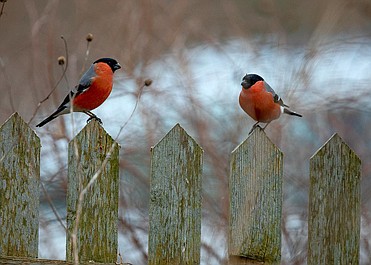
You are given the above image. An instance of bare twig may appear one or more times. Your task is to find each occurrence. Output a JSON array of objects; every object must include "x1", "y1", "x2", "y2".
[
  {"x1": 28, "y1": 36, "x2": 69, "y2": 125},
  {"x1": 119, "y1": 217, "x2": 148, "y2": 261},
  {"x1": 0, "y1": 0, "x2": 6, "y2": 20},
  {"x1": 81, "y1": 33, "x2": 93, "y2": 74},
  {"x1": 41, "y1": 181, "x2": 67, "y2": 231},
  {"x1": 114, "y1": 79, "x2": 151, "y2": 139}
]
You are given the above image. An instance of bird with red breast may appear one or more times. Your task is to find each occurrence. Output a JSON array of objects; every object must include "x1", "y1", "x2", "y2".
[
  {"x1": 36, "y1": 57, "x2": 121, "y2": 127},
  {"x1": 239, "y1": 74, "x2": 302, "y2": 134}
]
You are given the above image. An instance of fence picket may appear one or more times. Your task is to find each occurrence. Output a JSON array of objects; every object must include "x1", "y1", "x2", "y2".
[
  {"x1": 148, "y1": 124, "x2": 203, "y2": 265},
  {"x1": 308, "y1": 133, "x2": 361, "y2": 264},
  {"x1": 229, "y1": 128, "x2": 282, "y2": 264},
  {"x1": 66, "y1": 120, "x2": 119, "y2": 263},
  {"x1": 0, "y1": 113, "x2": 40, "y2": 257}
]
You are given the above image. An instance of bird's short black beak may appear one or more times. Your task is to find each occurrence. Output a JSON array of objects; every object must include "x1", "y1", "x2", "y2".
[
  {"x1": 241, "y1": 80, "x2": 249, "y2": 89},
  {"x1": 113, "y1": 63, "x2": 122, "y2": 71}
]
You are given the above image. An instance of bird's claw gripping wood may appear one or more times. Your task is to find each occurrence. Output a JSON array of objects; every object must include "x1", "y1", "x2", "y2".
[
  {"x1": 249, "y1": 122, "x2": 261, "y2": 135},
  {"x1": 248, "y1": 122, "x2": 270, "y2": 135},
  {"x1": 86, "y1": 115, "x2": 102, "y2": 124}
]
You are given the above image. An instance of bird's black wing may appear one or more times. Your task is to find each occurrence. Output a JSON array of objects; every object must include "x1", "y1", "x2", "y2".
[
  {"x1": 58, "y1": 64, "x2": 96, "y2": 108},
  {"x1": 74, "y1": 64, "x2": 96, "y2": 96},
  {"x1": 264, "y1": 81, "x2": 289, "y2": 107}
]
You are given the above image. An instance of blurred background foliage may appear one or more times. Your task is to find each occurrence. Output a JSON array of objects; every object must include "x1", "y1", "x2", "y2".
[{"x1": 1, "y1": 0, "x2": 371, "y2": 264}]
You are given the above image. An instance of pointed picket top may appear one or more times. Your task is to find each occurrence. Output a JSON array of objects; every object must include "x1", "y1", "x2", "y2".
[
  {"x1": 232, "y1": 126, "x2": 282, "y2": 155},
  {"x1": 1, "y1": 112, "x2": 21, "y2": 126},
  {"x1": 308, "y1": 133, "x2": 361, "y2": 264},
  {"x1": 149, "y1": 123, "x2": 203, "y2": 265},
  {"x1": 0, "y1": 112, "x2": 40, "y2": 257},
  {"x1": 152, "y1": 123, "x2": 201, "y2": 150},
  {"x1": 73, "y1": 119, "x2": 117, "y2": 147},
  {"x1": 66, "y1": 120, "x2": 119, "y2": 263},
  {"x1": 229, "y1": 126, "x2": 282, "y2": 264},
  {"x1": 0, "y1": 112, "x2": 39, "y2": 141},
  {"x1": 311, "y1": 133, "x2": 361, "y2": 163}
]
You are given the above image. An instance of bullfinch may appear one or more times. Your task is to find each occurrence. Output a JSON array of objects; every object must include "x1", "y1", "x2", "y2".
[
  {"x1": 239, "y1": 74, "x2": 302, "y2": 134},
  {"x1": 36, "y1": 57, "x2": 121, "y2": 127}
]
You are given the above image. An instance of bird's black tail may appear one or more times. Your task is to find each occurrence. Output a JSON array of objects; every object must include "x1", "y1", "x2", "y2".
[
  {"x1": 36, "y1": 115, "x2": 58, "y2": 127},
  {"x1": 36, "y1": 106, "x2": 66, "y2": 127},
  {"x1": 284, "y1": 108, "x2": 302, "y2": 117}
]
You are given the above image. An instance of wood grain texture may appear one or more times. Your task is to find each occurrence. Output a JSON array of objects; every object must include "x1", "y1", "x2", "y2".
[
  {"x1": 66, "y1": 120, "x2": 119, "y2": 263},
  {"x1": 0, "y1": 113, "x2": 40, "y2": 257},
  {"x1": 148, "y1": 124, "x2": 203, "y2": 265},
  {"x1": 0, "y1": 255, "x2": 118, "y2": 264},
  {"x1": 229, "y1": 128, "x2": 282, "y2": 264},
  {"x1": 308, "y1": 133, "x2": 361, "y2": 265}
]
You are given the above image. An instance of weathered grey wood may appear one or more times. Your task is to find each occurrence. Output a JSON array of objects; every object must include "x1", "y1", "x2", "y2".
[
  {"x1": 229, "y1": 128, "x2": 282, "y2": 264},
  {"x1": 308, "y1": 133, "x2": 361, "y2": 265},
  {"x1": 148, "y1": 124, "x2": 203, "y2": 265},
  {"x1": 0, "y1": 255, "x2": 118, "y2": 264},
  {"x1": 0, "y1": 113, "x2": 40, "y2": 257},
  {"x1": 66, "y1": 120, "x2": 119, "y2": 263}
]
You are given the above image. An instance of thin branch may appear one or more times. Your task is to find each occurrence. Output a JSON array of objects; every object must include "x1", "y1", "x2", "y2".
[
  {"x1": 81, "y1": 33, "x2": 93, "y2": 75},
  {"x1": 119, "y1": 217, "x2": 148, "y2": 262},
  {"x1": 0, "y1": 0, "x2": 6, "y2": 20},
  {"x1": 41, "y1": 181, "x2": 67, "y2": 231},
  {"x1": 28, "y1": 36, "x2": 69, "y2": 125}
]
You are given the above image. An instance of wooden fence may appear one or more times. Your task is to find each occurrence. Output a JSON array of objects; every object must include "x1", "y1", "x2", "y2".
[{"x1": 0, "y1": 113, "x2": 361, "y2": 264}]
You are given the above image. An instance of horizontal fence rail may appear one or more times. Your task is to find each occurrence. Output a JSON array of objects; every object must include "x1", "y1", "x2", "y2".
[{"x1": 0, "y1": 113, "x2": 362, "y2": 265}]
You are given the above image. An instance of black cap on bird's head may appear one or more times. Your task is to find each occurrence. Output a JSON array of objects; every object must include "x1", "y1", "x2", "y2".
[
  {"x1": 241, "y1": 74, "x2": 264, "y2": 89},
  {"x1": 94, "y1": 58, "x2": 122, "y2": 72}
]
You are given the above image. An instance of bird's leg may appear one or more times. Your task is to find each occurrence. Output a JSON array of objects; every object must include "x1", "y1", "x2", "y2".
[
  {"x1": 262, "y1": 122, "x2": 271, "y2": 131},
  {"x1": 84, "y1": 111, "x2": 103, "y2": 124},
  {"x1": 248, "y1": 121, "x2": 260, "y2": 135}
]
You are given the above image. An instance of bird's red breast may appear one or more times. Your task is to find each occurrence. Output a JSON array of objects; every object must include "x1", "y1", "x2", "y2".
[
  {"x1": 239, "y1": 81, "x2": 281, "y2": 123},
  {"x1": 72, "y1": 62, "x2": 114, "y2": 111}
]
